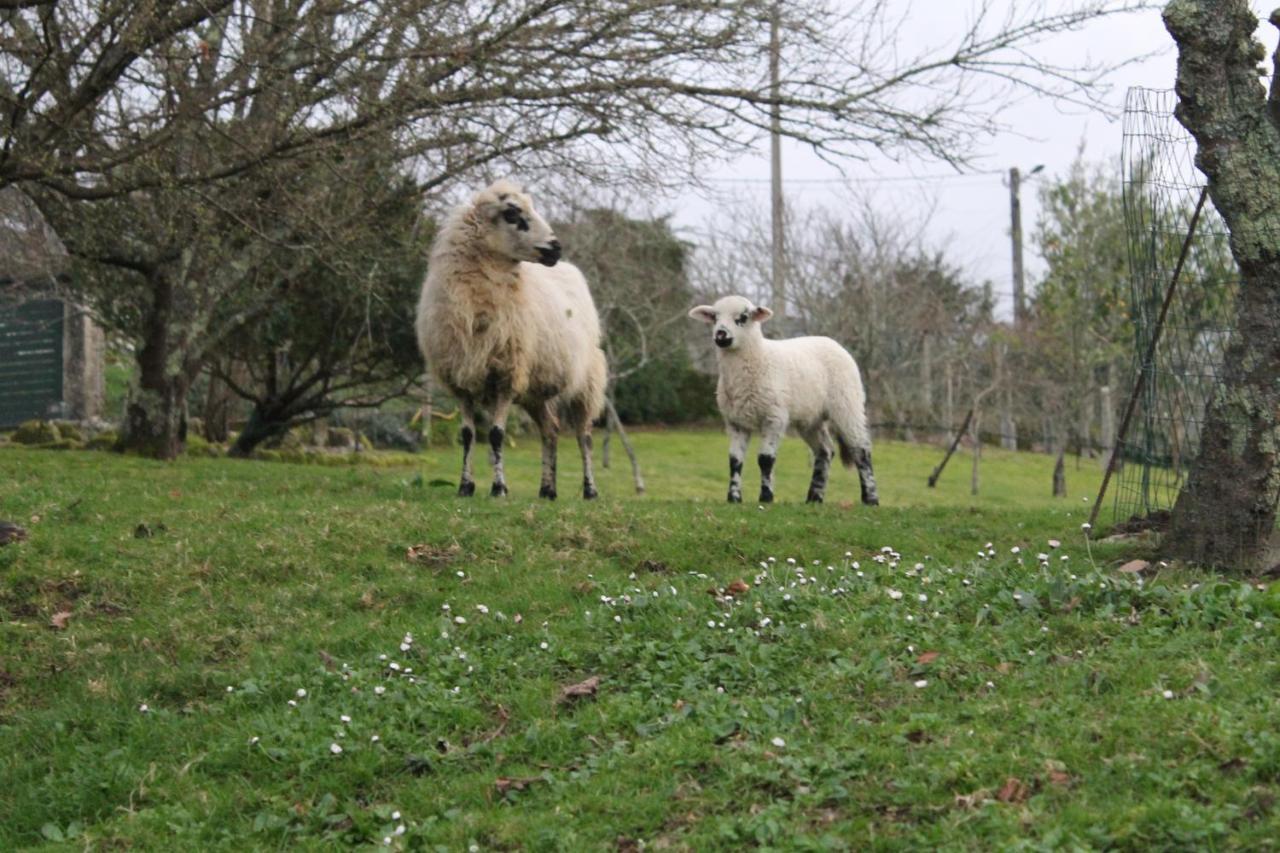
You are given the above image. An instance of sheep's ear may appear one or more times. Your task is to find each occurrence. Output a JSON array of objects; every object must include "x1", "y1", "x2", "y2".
[
  {"x1": 752, "y1": 306, "x2": 774, "y2": 323},
  {"x1": 476, "y1": 197, "x2": 505, "y2": 222},
  {"x1": 689, "y1": 306, "x2": 717, "y2": 324}
]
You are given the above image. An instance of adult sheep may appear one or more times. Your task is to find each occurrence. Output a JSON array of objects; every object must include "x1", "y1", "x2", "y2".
[
  {"x1": 416, "y1": 180, "x2": 607, "y2": 499},
  {"x1": 689, "y1": 294, "x2": 879, "y2": 506}
]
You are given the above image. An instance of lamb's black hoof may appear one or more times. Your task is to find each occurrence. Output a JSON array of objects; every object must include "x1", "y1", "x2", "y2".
[
  {"x1": 727, "y1": 491, "x2": 742, "y2": 503},
  {"x1": 458, "y1": 481, "x2": 476, "y2": 497},
  {"x1": 539, "y1": 484, "x2": 558, "y2": 500},
  {"x1": 806, "y1": 491, "x2": 823, "y2": 504},
  {"x1": 758, "y1": 489, "x2": 774, "y2": 504},
  {"x1": 490, "y1": 482, "x2": 508, "y2": 497},
  {"x1": 583, "y1": 485, "x2": 599, "y2": 500},
  {"x1": 863, "y1": 496, "x2": 880, "y2": 507}
]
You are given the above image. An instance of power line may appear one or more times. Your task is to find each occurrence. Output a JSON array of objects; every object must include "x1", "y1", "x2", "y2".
[{"x1": 704, "y1": 170, "x2": 1006, "y2": 186}]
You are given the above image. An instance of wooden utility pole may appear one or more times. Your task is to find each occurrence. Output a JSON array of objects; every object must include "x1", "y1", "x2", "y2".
[
  {"x1": 1009, "y1": 166, "x2": 1026, "y2": 325},
  {"x1": 769, "y1": 2, "x2": 786, "y2": 318}
]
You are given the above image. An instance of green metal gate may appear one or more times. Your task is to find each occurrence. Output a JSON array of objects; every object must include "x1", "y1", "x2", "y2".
[{"x1": 0, "y1": 299, "x2": 64, "y2": 427}]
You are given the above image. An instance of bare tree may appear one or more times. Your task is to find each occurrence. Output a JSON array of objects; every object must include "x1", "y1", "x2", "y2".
[
  {"x1": 2, "y1": 0, "x2": 1152, "y2": 457},
  {"x1": 1160, "y1": 0, "x2": 1280, "y2": 571}
]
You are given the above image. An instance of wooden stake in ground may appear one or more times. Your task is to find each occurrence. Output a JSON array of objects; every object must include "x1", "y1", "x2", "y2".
[
  {"x1": 604, "y1": 397, "x2": 645, "y2": 494},
  {"x1": 928, "y1": 408, "x2": 974, "y2": 488}
]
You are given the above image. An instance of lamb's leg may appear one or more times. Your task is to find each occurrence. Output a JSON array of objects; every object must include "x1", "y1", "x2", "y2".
[
  {"x1": 727, "y1": 424, "x2": 751, "y2": 503},
  {"x1": 457, "y1": 399, "x2": 478, "y2": 497},
  {"x1": 487, "y1": 396, "x2": 512, "y2": 497},
  {"x1": 529, "y1": 402, "x2": 559, "y2": 500},
  {"x1": 757, "y1": 417, "x2": 786, "y2": 504},
  {"x1": 578, "y1": 430, "x2": 599, "y2": 499},
  {"x1": 802, "y1": 424, "x2": 835, "y2": 505},
  {"x1": 853, "y1": 446, "x2": 880, "y2": 506}
]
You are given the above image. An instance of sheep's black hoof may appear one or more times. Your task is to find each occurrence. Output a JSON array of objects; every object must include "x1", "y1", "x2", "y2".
[
  {"x1": 758, "y1": 488, "x2": 774, "y2": 504},
  {"x1": 583, "y1": 484, "x2": 599, "y2": 500},
  {"x1": 863, "y1": 495, "x2": 880, "y2": 507},
  {"x1": 806, "y1": 490, "x2": 823, "y2": 504},
  {"x1": 490, "y1": 482, "x2": 508, "y2": 497},
  {"x1": 539, "y1": 484, "x2": 557, "y2": 500},
  {"x1": 458, "y1": 480, "x2": 476, "y2": 497},
  {"x1": 727, "y1": 491, "x2": 742, "y2": 503}
]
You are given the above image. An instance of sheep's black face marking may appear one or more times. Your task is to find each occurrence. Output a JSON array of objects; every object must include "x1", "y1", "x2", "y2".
[
  {"x1": 501, "y1": 205, "x2": 529, "y2": 231},
  {"x1": 735, "y1": 312, "x2": 749, "y2": 326},
  {"x1": 536, "y1": 239, "x2": 562, "y2": 267}
]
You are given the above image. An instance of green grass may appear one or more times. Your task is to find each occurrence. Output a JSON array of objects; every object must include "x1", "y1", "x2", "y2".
[{"x1": 1, "y1": 432, "x2": 1277, "y2": 850}]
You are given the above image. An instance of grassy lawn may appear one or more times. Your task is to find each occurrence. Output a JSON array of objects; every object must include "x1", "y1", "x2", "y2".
[{"x1": 1, "y1": 432, "x2": 1277, "y2": 850}]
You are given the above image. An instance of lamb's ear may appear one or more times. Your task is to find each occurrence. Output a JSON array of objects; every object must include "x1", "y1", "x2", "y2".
[
  {"x1": 688, "y1": 306, "x2": 717, "y2": 324},
  {"x1": 752, "y1": 306, "x2": 774, "y2": 323}
]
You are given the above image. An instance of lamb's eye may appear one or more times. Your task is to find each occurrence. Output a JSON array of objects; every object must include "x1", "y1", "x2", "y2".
[
  {"x1": 736, "y1": 313, "x2": 749, "y2": 325},
  {"x1": 501, "y1": 207, "x2": 521, "y2": 224}
]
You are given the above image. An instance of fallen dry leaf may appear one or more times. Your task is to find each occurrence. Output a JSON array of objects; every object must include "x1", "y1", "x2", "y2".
[
  {"x1": 954, "y1": 790, "x2": 991, "y2": 810},
  {"x1": 1047, "y1": 769, "x2": 1072, "y2": 786},
  {"x1": 997, "y1": 776, "x2": 1030, "y2": 803},
  {"x1": 556, "y1": 675, "x2": 601, "y2": 705},
  {"x1": 50, "y1": 610, "x2": 73, "y2": 630},
  {"x1": 405, "y1": 542, "x2": 460, "y2": 565},
  {"x1": 726, "y1": 579, "x2": 751, "y2": 596},
  {"x1": 494, "y1": 775, "x2": 545, "y2": 794},
  {"x1": 0, "y1": 522, "x2": 28, "y2": 546},
  {"x1": 1118, "y1": 559, "x2": 1150, "y2": 574},
  {"x1": 916, "y1": 651, "x2": 940, "y2": 665},
  {"x1": 318, "y1": 649, "x2": 337, "y2": 672},
  {"x1": 996, "y1": 662, "x2": 1013, "y2": 674}
]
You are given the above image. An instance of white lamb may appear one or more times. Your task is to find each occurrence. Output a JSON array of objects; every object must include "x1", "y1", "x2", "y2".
[
  {"x1": 415, "y1": 180, "x2": 607, "y2": 499},
  {"x1": 689, "y1": 295, "x2": 879, "y2": 505}
]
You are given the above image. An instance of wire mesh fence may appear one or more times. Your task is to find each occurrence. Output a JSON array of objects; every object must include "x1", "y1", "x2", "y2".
[{"x1": 1107, "y1": 88, "x2": 1239, "y2": 525}]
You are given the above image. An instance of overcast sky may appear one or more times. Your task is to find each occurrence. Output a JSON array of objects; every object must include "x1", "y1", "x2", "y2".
[{"x1": 660, "y1": 1, "x2": 1278, "y2": 317}]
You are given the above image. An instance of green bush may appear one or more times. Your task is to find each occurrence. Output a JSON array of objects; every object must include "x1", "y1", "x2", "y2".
[{"x1": 612, "y1": 355, "x2": 717, "y2": 425}]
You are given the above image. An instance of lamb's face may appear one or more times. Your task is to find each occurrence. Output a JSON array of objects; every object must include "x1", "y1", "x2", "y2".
[
  {"x1": 688, "y1": 295, "x2": 773, "y2": 351},
  {"x1": 475, "y1": 183, "x2": 561, "y2": 267}
]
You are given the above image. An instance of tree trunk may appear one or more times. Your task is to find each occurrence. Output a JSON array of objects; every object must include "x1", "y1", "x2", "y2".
[
  {"x1": 228, "y1": 404, "x2": 293, "y2": 457},
  {"x1": 1053, "y1": 444, "x2": 1067, "y2": 498},
  {"x1": 970, "y1": 411, "x2": 982, "y2": 496},
  {"x1": 118, "y1": 274, "x2": 190, "y2": 459},
  {"x1": 1000, "y1": 389, "x2": 1017, "y2": 451},
  {"x1": 1099, "y1": 378, "x2": 1115, "y2": 473},
  {"x1": 1161, "y1": 1, "x2": 1280, "y2": 571},
  {"x1": 203, "y1": 360, "x2": 249, "y2": 442}
]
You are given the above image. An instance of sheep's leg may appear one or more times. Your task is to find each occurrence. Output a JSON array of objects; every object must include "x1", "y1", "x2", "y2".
[
  {"x1": 726, "y1": 424, "x2": 751, "y2": 503},
  {"x1": 578, "y1": 430, "x2": 599, "y2": 499},
  {"x1": 457, "y1": 400, "x2": 478, "y2": 497},
  {"x1": 757, "y1": 417, "x2": 786, "y2": 504},
  {"x1": 802, "y1": 424, "x2": 835, "y2": 505},
  {"x1": 487, "y1": 397, "x2": 512, "y2": 497},
  {"x1": 854, "y1": 446, "x2": 880, "y2": 506},
  {"x1": 529, "y1": 402, "x2": 559, "y2": 500}
]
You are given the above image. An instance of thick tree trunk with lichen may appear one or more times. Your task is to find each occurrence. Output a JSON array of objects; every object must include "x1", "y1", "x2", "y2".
[
  {"x1": 1161, "y1": 1, "x2": 1280, "y2": 570},
  {"x1": 117, "y1": 271, "x2": 194, "y2": 460}
]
